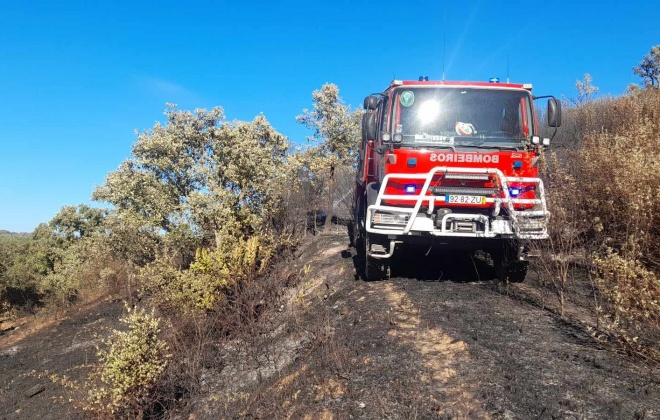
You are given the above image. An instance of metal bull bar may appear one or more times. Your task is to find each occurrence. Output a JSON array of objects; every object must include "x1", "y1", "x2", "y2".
[{"x1": 366, "y1": 166, "x2": 549, "y2": 239}]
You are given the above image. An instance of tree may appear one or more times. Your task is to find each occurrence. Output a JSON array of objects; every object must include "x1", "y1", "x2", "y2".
[
  {"x1": 0, "y1": 234, "x2": 29, "y2": 280},
  {"x1": 626, "y1": 83, "x2": 641, "y2": 94},
  {"x1": 1, "y1": 205, "x2": 109, "y2": 309},
  {"x1": 50, "y1": 204, "x2": 107, "y2": 241},
  {"x1": 93, "y1": 104, "x2": 289, "y2": 258},
  {"x1": 296, "y1": 84, "x2": 362, "y2": 229},
  {"x1": 0, "y1": 233, "x2": 31, "y2": 305},
  {"x1": 574, "y1": 73, "x2": 599, "y2": 104},
  {"x1": 633, "y1": 45, "x2": 660, "y2": 88}
]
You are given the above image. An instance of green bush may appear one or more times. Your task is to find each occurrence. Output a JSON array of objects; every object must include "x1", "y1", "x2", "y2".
[
  {"x1": 86, "y1": 307, "x2": 169, "y2": 417},
  {"x1": 140, "y1": 234, "x2": 275, "y2": 312}
]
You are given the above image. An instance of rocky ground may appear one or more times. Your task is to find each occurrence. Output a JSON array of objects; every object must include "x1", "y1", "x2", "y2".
[{"x1": 1, "y1": 231, "x2": 659, "y2": 419}]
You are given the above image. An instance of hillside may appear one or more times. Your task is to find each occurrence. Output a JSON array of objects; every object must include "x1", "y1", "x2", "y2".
[
  {"x1": 2, "y1": 66, "x2": 659, "y2": 419},
  {"x1": 2, "y1": 230, "x2": 658, "y2": 419}
]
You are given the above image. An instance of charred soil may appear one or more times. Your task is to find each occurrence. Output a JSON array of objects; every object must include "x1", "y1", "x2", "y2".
[
  {"x1": 1, "y1": 231, "x2": 659, "y2": 419},
  {"x1": 184, "y1": 231, "x2": 660, "y2": 419}
]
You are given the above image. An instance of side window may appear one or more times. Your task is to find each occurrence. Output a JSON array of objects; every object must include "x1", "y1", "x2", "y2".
[
  {"x1": 500, "y1": 99, "x2": 524, "y2": 138},
  {"x1": 520, "y1": 98, "x2": 531, "y2": 137}
]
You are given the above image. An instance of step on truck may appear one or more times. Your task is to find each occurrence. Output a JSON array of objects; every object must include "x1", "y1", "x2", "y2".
[{"x1": 353, "y1": 77, "x2": 562, "y2": 281}]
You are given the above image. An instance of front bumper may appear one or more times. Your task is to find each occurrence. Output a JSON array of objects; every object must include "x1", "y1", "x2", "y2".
[{"x1": 366, "y1": 166, "x2": 549, "y2": 240}]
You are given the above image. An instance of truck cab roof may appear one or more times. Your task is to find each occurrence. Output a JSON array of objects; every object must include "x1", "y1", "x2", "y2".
[{"x1": 389, "y1": 80, "x2": 533, "y2": 91}]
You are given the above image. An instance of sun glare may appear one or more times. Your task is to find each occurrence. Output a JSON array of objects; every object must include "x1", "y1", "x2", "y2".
[{"x1": 417, "y1": 100, "x2": 440, "y2": 125}]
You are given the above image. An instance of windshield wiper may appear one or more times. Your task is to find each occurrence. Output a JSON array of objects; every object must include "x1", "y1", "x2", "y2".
[
  {"x1": 456, "y1": 143, "x2": 520, "y2": 151},
  {"x1": 405, "y1": 144, "x2": 456, "y2": 152}
]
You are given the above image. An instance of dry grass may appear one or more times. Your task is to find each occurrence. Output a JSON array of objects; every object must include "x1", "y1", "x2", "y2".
[{"x1": 535, "y1": 87, "x2": 660, "y2": 360}]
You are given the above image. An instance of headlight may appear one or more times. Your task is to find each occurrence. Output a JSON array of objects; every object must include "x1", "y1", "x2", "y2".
[{"x1": 373, "y1": 212, "x2": 409, "y2": 225}]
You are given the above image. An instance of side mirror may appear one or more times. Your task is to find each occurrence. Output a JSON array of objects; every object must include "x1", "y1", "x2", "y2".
[
  {"x1": 362, "y1": 112, "x2": 377, "y2": 141},
  {"x1": 547, "y1": 98, "x2": 562, "y2": 127},
  {"x1": 366, "y1": 112, "x2": 377, "y2": 140},
  {"x1": 363, "y1": 95, "x2": 379, "y2": 110}
]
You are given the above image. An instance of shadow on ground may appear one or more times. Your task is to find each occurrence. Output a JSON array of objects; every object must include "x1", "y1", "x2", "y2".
[{"x1": 353, "y1": 241, "x2": 497, "y2": 283}]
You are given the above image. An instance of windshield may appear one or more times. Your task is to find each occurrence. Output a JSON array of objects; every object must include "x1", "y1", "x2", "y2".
[{"x1": 391, "y1": 87, "x2": 533, "y2": 147}]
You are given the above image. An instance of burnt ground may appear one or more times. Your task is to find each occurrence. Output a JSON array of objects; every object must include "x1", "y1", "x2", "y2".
[
  {"x1": 188, "y1": 232, "x2": 660, "y2": 419},
  {"x1": 0, "y1": 298, "x2": 124, "y2": 419},
  {"x1": 1, "y1": 231, "x2": 659, "y2": 419}
]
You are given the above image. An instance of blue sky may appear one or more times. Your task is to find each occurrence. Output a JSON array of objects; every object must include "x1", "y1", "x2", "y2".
[{"x1": 0, "y1": 0, "x2": 656, "y2": 232}]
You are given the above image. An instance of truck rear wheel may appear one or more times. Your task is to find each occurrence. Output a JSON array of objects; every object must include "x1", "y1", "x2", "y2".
[
  {"x1": 492, "y1": 244, "x2": 528, "y2": 283},
  {"x1": 497, "y1": 260, "x2": 528, "y2": 283},
  {"x1": 364, "y1": 233, "x2": 390, "y2": 281}
]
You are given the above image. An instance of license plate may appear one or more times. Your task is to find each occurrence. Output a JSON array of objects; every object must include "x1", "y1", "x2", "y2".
[{"x1": 445, "y1": 194, "x2": 486, "y2": 204}]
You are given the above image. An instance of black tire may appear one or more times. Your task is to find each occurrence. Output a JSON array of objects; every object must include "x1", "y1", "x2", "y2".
[
  {"x1": 351, "y1": 192, "x2": 366, "y2": 248},
  {"x1": 492, "y1": 242, "x2": 528, "y2": 283},
  {"x1": 361, "y1": 183, "x2": 390, "y2": 281},
  {"x1": 347, "y1": 222, "x2": 356, "y2": 248},
  {"x1": 364, "y1": 233, "x2": 390, "y2": 281},
  {"x1": 497, "y1": 260, "x2": 528, "y2": 283}
]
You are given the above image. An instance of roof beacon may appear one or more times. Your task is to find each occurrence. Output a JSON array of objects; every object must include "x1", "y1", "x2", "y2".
[
  {"x1": 489, "y1": 77, "x2": 500, "y2": 83},
  {"x1": 418, "y1": 76, "x2": 429, "y2": 81}
]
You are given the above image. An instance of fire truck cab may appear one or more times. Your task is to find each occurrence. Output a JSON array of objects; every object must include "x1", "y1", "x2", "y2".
[{"x1": 353, "y1": 77, "x2": 561, "y2": 281}]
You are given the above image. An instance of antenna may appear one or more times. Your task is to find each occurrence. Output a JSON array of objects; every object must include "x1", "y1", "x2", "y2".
[
  {"x1": 442, "y1": 2, "x2": 447, "y2": 80},
  {"x1": 442, "y1": 28, "x2": 446, "y2": 80},
  {"x1": 506, "y1": 54, "x2": 510, "y2": 83}
]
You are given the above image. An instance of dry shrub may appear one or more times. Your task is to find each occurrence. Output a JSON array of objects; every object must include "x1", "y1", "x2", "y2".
[
  {"x1": 51, "y1": 233, "x2": 295, "y2": 418},
  {"x1": 147, "y1": 238, "x2": 301, "y2": 417},
  {"x1": 594, "y1": 251, "x2": 660, "y2": 330},
  {"x1": 578, "y1": 121, "x2": 660, "y2": 262},
  {"x1": 279, "y1": 169, "x2": 326, "y2": 237},
  {"x1": 542, "y1": 88, "x2": 660, "y2": 357},
  {"x1": 533, "y1": 152, "x2": 587, "y2": 316},
  {"x1": 331, "y1": 163, "x2": 356, "y2": 223},
  {"x1": 577, "y1": 93, "x2": 659, "y2": 268},
  {"x1": 96, "y1": 261, "x2": 130, "y2": 297},
  {"x1": 593, "y1": 251, "x2": 660, "y2": 360}
]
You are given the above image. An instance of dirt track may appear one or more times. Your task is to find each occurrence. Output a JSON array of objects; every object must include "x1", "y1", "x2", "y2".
[
  {"x1": 1, "y1": 231, "x2": 659, "y2": 419},
  {"x1": 197, "y1": 232, "x2": 660, "y2": 419}
]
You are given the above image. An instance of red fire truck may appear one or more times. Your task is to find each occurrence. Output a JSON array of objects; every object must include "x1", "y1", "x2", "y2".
[{"x1": 353, "y1": 77, "x2": 561, "y2": 281}]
